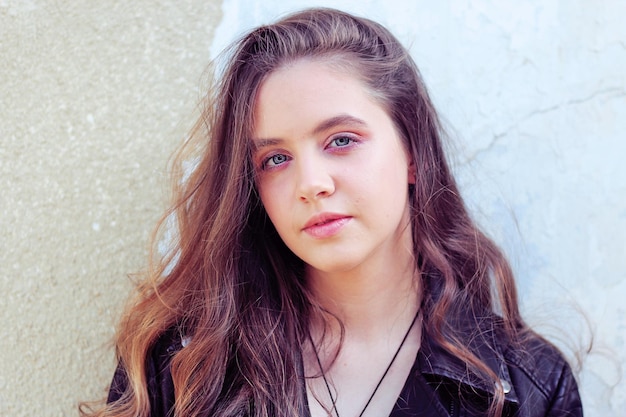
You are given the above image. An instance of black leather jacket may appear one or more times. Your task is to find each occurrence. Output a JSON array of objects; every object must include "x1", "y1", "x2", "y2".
[
  {"x1": 414, "y1": 319, "x2": 583, "y2": 417},
  {"x1": 108, "y1": 315, "x2": 582, "y2": 417}
]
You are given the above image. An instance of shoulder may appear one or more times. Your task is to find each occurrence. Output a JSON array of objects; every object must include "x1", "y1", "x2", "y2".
[
  {"x1": 418, "y1": 314, "x2": 583, "y2": 416},
  {"x1": 145, "y1": 328, "x2": 186, "y2": 415},
  {"x1": 501, "y1": 328, "x2": 583, "y2": 416},
  {"x1": 107, "y1": 328, "x2": 186, "y2": 416}
]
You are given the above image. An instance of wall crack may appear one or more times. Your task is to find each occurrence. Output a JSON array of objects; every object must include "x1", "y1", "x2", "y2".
[{"x1": 466, "y1": 86, "x2": 625, "y2": 162}]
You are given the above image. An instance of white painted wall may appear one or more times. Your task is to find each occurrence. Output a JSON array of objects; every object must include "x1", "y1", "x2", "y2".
[{"x1": 212, "y1": 1, "x2": 626, "y2": 415}]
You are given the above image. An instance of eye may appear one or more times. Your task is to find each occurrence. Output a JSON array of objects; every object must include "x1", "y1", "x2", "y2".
[
  {"x1": 263, "y1": 153, "x2": 289, "y2": 169},
  {"x1": 328, "y1": 135, "x2": 354, "y2": 148}
]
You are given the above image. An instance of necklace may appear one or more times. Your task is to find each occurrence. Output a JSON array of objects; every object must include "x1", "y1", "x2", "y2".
[{"x1": 309, "y1": 309, "x2": 420, "y2": 417}]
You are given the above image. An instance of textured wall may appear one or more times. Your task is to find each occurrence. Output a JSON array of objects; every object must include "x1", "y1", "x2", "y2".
[
  {"x1": 2, "y1": 0, "x2": 624, "y2": 416},
  {"x1": 0, "y1": 1, "x2": 221, "y2": 416},
  {"x1": 212, "y1": 0, "x2": 625, "y2": 416}
]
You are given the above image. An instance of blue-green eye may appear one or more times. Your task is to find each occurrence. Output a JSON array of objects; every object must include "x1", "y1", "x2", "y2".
[
  {"x1": 264, "y1": 153, "x2": 288, "y2": 168},
  {"x1": 329, "y1": 136, "x2": 353, "y2": 147}
]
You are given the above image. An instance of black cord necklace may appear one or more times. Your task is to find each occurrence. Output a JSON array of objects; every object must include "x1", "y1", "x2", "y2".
[{"x1": 309, "y1": 309, "x2": 421, "y2": 417}]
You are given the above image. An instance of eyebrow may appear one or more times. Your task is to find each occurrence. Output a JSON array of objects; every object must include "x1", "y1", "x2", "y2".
[
  {"x1": 312, "y1": 114, "x2": 367, "y2": 135},
  {"x1": 252, "y1": 114, "x2": 367, "y2": 149}
]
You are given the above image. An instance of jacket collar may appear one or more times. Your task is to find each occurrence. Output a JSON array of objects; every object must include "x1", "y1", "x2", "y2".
[{"x1": 416, "y1": 314, "x2": 519, "y2": 406}]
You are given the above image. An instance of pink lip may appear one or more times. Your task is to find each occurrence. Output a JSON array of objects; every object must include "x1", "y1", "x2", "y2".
[{"x1": 302, "y1": 213, "x2": 351, "y2": 239}]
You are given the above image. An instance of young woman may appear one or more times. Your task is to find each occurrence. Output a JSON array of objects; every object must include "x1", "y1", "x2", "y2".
[{"x1": 83, "y1": 8, "x2": 582, "y2": 417}]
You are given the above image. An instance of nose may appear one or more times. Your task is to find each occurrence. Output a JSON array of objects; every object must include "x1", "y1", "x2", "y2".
[{"x1": 296, "y1": 156, "x2": 335, "y2": 202}]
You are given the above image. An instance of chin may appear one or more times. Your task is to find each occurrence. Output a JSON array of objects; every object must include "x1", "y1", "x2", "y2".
[{"x1": 304, "y1": 257, "x2": 364, "y2": 276}]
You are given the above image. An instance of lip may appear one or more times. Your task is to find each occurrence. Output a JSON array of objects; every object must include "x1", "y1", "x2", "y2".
[{"x1": 302, "y1": 212, "x2": 352, "y2": 238}]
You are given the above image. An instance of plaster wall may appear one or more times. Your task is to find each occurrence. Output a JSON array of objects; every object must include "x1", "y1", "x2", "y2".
[
  {"x1": 0, "y1": 1, "x2": 221, "y2": 415},
  {"x1": 1, "y1": 0, "x2": 625, "y2": 416}
]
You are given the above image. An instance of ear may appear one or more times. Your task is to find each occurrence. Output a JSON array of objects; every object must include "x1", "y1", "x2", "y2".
[{"x1": 408, "y1": 160, "x2": 416, "y2": 185}]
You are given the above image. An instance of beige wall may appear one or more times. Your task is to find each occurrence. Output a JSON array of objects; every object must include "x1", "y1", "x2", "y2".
[{"x1": 0, "y1": 2, "x2": 221, "y2": 415}]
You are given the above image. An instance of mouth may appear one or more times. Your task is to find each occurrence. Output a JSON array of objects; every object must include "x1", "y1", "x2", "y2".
[{"x1": 303, "y1": 213, "x2": 351, "y2": 238}]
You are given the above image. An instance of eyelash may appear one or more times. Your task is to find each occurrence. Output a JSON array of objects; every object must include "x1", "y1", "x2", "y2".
[
  {"x1": 258, "y1": 134, "x2": 358, "y2": 171},
  {"x1": 262, "y1": 153, "x2": 290, "y2": 169},
  {"x1": 328, "y1": 135, "x2": 355, "y2": 148}
]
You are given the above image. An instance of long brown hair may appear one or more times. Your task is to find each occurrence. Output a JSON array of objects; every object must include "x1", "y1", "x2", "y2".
[{"x1": 83, "y1": 8, "x2": 525, "y2": 417}]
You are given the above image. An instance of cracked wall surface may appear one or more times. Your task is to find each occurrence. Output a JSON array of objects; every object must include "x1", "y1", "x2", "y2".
[
  {"x1": 1, "y1": 1, "x2": 624, "y2": 416},
  {"x1": 213, "y1": 1, "x2": 624, "y2": 415}
]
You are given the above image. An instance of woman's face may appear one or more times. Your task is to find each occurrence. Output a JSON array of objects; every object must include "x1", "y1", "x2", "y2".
[{"x1": 252, "y1": 60, "x2": 415, "y2": 275}]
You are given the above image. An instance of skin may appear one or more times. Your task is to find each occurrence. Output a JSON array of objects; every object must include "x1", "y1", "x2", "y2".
[{"x1": 252, "y1": 59, "x2": 421, "y2": 417}]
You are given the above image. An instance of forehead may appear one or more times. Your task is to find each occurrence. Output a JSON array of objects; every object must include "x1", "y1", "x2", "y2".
[{"x1": 252, "y1": 60, "x2": 383, "y2": 139}]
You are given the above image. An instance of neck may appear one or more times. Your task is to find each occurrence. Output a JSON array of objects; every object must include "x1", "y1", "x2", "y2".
[{"x1": 306, "y1": 253, "x2": 420, "y2": 342}]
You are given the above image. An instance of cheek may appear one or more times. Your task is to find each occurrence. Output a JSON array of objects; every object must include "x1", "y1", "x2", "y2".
[
  {"x1": 371, "y1": 156, "x2": 411, "y2": 211},
  {"x1": 257, "y1": 180, "x2": 287, "y2": 226},
  {"x1": 258, "y1": 186, "x2": 275, "y2": 215}
]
